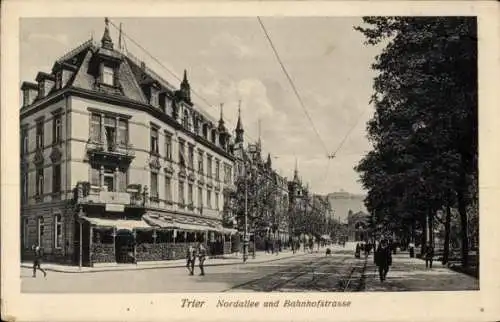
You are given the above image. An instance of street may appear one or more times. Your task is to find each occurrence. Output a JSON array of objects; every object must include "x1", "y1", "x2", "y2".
[{"x1": 21, "y1": 248, "x2": 478, "y2": 293}]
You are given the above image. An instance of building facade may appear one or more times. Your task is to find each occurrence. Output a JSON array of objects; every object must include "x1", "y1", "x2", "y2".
[
  {"x1": 226, "y1": 112, "x2": 290, "y2": 250},
  {"x1": 20, "y1": 20, "x2": 237, "y2": 266}
]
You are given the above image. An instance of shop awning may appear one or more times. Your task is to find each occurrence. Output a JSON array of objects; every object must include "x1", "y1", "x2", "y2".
[
  {"x1": 222, "y1": 228, "x2": 238, "y2": 235},
  {"x1": 82, "y1": 216, "x2": 151, "y2": 231},
  {"x1": 143, "y1": 212, "x2": 223, "y2": 232},
  {"x1": 143, "y1": 213, "x2": 176, "y2": 228}
]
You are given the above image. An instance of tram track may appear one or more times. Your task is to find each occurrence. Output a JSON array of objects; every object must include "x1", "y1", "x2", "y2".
[{"x1": 222, "y1": 253, "x2": 367, "y2": 292}]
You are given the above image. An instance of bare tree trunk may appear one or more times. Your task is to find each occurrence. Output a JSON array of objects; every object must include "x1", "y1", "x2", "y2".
[
  {"x1": 442, "y1": 203, "x2": 451, "y2": 265},
  {"x1": 455, "y1": 163, "x2": 470, "y2": 268},
  {"x1": 420, "y1": 215, "x2": 427, "y2": 256}
]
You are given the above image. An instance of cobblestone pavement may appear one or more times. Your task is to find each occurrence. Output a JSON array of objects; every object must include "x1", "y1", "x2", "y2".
[
  {"x1": 21, "y1": 248, "x2": 478, "y2": 293},
  {"x1": 21, "y1": 249, "x2": 357, "y2": 293}
]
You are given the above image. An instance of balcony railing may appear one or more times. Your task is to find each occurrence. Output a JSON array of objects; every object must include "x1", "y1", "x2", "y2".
[
  {"x1": 86, "y1": 140, "x2": 135, "y2": 158},
  {"x1": 78, "y1": 184, "x2": 143, "y2": 206},
  {"x1": 202, "y1": 208, "x2": 219, "y2": 219}
]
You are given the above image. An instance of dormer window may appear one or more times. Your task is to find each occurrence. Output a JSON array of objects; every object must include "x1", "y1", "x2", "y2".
[{"x1": 102, "y1": 66, "x2": 114, "y2": 86}]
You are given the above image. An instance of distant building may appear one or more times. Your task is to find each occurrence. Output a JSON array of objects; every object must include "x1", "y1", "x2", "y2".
[
  {"x1": 347, "y1": 210, "x2": 370, "y2": 242},
  {"x1": 327, "y1": 191, "x2": 367, "y2": 223}
]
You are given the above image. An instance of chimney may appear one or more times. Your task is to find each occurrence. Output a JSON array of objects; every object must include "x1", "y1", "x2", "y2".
[
  {"x1": 141, "y1": 61, "x2": 146, "y2": 70},
  {"x1": 20, "y1": 82, "x2": 38, "y2": 107}
]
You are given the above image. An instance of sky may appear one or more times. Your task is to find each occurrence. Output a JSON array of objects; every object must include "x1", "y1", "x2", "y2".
[{"x1": 20, "y1": 17, "x2": 383, "y2": 195}]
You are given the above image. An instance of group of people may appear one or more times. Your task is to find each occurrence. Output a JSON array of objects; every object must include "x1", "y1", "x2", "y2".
[{"x1": 186, "y1": 242, "x2": 207, "y2": 276}]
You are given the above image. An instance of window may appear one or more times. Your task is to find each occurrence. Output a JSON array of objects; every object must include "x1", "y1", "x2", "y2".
[
  {"x1": 207, "y1": 155, "x2": 212, "y2": 178},
  {"x1": 178, "y1": 139, "x2": 185, "y2": 168},
  {"x1": 37, "y1": 217, "x2": 44, "y2": 246},
  {"x1": 102, "y1": 66, "x2": 114, "y2": 86},
  {"x1": 21, "y1": 127, "x2": 29, "y2": 155},
  {"x1": 36, "y1": 121, "x2": 44, "y2": 149},
  {"x1": 165, "y1": 132, "x2": 172, "y2": 160},
  {"x1": 198, "y1": 187, "x2": 203, "y2": 208},
  {"x1": 36, "y1": 168, "x2": 44, "y2": 197},
  {"x1": 90, "y1": 113, "x2": 101, "y2": 142},
  {"x1": 52, "y1": 164, "x2": 61, "y2": 193},
  {"x1": 21, "y1": 172, "x2": 28, "y2": 203},
  {"x1": 178, "y1": 181, "x2": 185, "y2": 206},
  {"x1": 197, "y1": 151, "x2": 204, "y2": 174},
  {"x1": 23, "y1": 218, "x2": 29, "y2": 249},
  {"x1": 188, "y1": 184, "x2": 193, "y2": 205},
  {"x1": 53, "y1": 114, "x2": 62, "y2": 144},
  {"x1": 150, "y1": 172, "x2": 158, "y2": 199},
  {"x1": 225, "y1": 166, "x2": 232, "y2": 184},
  {"x1": 104, "y1": 116, "x2": 116, "y2": 150},
  {"x1": 206, "y1": 190, "x2": 212, "y2": 209},
  {"x1": 188, "y1": 145, "x2": 194, "y2": 169},
  {"x1": 55, "y1": 71, "x2": 62, "y2": 89},
  {"x1": 215, "y1": 160, "x2": 220, "y2": 181},
  {"x1": 54, "y1": 214, "x2": 62, "y2": 249},
  {"x1": 165, "y1": 177, "x2": 172, "y2": 202},
  {"x1": 183, "y1": 111, "x2": 189, "y2": 128},
  {"x1": 215, "y1": 192, "x2": 219, "y2": 210},
  {"x1": 150, "y1": 127, "x2": 159, "y2": 154},
  {"x1": 117, "y1": 119, "x2": 128, "y2": 146}
]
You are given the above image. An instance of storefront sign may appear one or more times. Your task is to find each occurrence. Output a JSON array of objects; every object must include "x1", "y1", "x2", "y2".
[{"x1": 105, "y1": 203, "x2": 125, "y2": 212}]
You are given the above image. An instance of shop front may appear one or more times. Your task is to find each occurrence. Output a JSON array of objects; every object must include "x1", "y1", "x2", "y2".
[{"x1": 75, "y1": 209, "x2": 238, "y2": 267}]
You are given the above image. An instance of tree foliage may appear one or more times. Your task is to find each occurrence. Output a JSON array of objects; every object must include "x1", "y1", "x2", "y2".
[{"x1": 354, "y1": 17, "x2": 478, "y2": 266}]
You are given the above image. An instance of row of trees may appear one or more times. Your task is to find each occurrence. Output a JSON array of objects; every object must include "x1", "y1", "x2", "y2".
[
  {"x1": 223, "y1": 150, "x2": 290, "y2": 242},
  {"x1": 222, "y1": 149, "x2": 337, "y2": 245},
  {"x1": 354, "y1": 17, "x2": 478, "y2": 267}
]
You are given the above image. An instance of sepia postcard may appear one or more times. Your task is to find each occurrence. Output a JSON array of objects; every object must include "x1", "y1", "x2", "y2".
[{"x1": 2, "y1": 1, "x2": 500, "y2": 321}]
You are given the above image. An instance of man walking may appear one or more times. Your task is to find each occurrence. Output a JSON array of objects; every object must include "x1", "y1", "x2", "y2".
[
  {"x1": 186, "y1": 244, "x2": 196, "y2": 276},
  {"x1": 425, "y1": 243, "x2": 434, "y2": 269},
  {"x1": 32, "y1": 243, "x2": 47, "y2": 278},
  {"x1": 375, "y1": 239, "x2": 392, "y2": 282},
  {"x1": 197, "y1": 242, "x2": 207, "y2": 276}
]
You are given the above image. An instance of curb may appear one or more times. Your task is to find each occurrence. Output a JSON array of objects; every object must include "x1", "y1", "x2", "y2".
[{"x1": 21, "y1": 252, "x2": 312, "y2": 274}]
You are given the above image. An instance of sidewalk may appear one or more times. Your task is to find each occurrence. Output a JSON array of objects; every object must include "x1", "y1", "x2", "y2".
[
  {"x1": 21, "y1": 246, "x2": 337, "y2": 274},
  {"x1": 363, "y1": 251, "x2": 479, "y2": 291}
]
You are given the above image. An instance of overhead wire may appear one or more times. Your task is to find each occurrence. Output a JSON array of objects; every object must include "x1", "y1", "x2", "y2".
[
  {"x1": 257, "y1": 16, "x2": 330, "y2": 157},
  {"x1": 257, "y1": 16, "x2": 331, "y2": 190}
]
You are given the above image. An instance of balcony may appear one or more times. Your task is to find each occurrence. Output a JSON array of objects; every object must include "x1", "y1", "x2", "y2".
[
  {"x1": 86, "y1": 140, "x2": 135, "y2": 163},
  {"x1": 202, "y1": 207, "x2": 220, "y2": 219},
  {"x1": 77, "y1": 183, "x2": 143, "y2": 207}
]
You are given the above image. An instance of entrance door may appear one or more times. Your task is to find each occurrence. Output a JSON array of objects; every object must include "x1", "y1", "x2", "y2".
[
  {"x1": 115, "y1": 230, "x2": 135, "y2": 263},
  {"x1": 104, "y1": 174, "x2": 114, "y2": 192}
]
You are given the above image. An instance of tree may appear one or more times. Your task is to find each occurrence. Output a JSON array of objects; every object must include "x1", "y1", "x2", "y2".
[{"x1": 355, "y1": 17, "x2": 478, "y2": 267}]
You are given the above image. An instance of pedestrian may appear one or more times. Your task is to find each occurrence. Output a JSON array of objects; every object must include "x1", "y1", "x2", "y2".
[
  {"x1": 409, "y1": 242, "x2": 415, "y2": 258},
  {"x1": 32, "y1": 243, "x2": 47, "y2": 278},
  {"x1": 197, "y1": 242, "x2": 207, "y2": 276},
  {"x1": 374, "y1": 239, "x2": 392, "y2": 282},
  {"x1": 186, "y1": 244, "x2": 196, "y2": 275},
  {"x1": 425, "y1": 243, "x2": 434, "y2": 268},
  {"x1": 355, "y1": 243, "x2": 361, "y2": 258}
]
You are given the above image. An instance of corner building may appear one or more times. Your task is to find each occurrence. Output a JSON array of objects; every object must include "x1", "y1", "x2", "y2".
[{"x1": 20, "y1": 21, "x2": 237, "y2": 266}]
